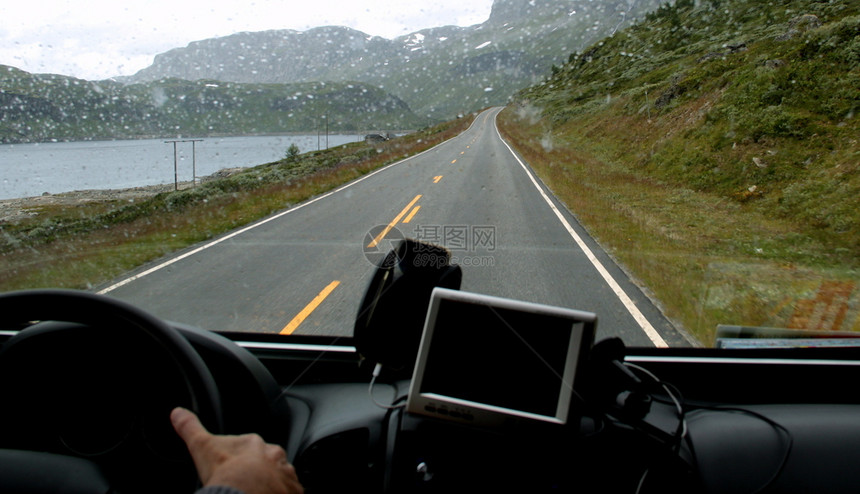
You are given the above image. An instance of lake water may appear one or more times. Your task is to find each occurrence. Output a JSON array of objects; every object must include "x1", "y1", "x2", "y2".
[{"x1": 0, "y1": 134, "x2": 363, "y2": 200}]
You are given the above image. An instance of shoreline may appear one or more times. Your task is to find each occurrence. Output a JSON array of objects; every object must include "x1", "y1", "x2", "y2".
[
  {"x1": 0, "y1": 130, "x2": 413, "y2": 146},
  {"x1": 0, "y1": 168, "x2": 244, "y2": 223}
]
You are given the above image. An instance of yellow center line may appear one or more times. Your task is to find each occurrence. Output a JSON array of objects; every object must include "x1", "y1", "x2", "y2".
[
  {"x1": 280, "y1": 280, "x2": 341, "y2": 335},
  {"x1": 451, "y1": 159, "x2": 457, "y2": 164},
  {"x1": 403, "y1": 205, "x2": 421, "y2": 223},
  {"x1": 366, "y1": 194, "x2": 422, "y2": 248},
  {"x1": 433, "y1": 175, "x2": 443, "y2": 183}
]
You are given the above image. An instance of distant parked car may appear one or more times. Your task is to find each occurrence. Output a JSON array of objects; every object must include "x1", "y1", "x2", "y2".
[{"x1": 364, "y1": 133, "x2": 390, "y2": 143}]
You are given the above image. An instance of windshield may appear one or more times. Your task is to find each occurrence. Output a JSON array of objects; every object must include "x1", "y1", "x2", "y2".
[{"x1": 1, "y1": 0, "x2": 857, "y2": 349}]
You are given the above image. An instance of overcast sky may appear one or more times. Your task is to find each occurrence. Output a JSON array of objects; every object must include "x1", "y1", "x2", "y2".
[{"x1": 0, "y1": 0, "x2": 494, "y2": 80}]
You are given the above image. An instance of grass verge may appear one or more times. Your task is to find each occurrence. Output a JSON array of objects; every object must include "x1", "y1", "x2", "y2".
[
  {"x1": 498, "y1": 108, "x2": 859, "y2": 345},
  {"x1": 498, "y1": 0, "x2": 859, "y2": 345}
]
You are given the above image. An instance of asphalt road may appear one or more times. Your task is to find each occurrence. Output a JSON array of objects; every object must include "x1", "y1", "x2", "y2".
[{"x1": 101, "y1": 107, "x2": 691, "y2": 347}]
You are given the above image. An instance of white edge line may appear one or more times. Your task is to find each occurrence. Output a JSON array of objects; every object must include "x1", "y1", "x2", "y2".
[
  {"x1": 97, "y1": 135, "x2": 453, "y2": 294},
  {"x1": 492, "y1": 109, "x2": 668, "y2": 348}
]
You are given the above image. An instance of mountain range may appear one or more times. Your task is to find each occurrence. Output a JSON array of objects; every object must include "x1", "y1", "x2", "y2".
[
  {"x1": 124, "y1": 0, "x2": 666, "y2": 120},
  {"x1": 0, "y1": 0, "x2": 670, "y2": 143}
]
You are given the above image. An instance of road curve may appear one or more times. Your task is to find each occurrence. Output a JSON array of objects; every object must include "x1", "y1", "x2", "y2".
[{"x1": 101, "y1": 107, "x2": 690, "y2": 347}]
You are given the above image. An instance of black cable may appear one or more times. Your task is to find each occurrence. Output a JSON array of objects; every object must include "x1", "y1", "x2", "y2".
[
  {"x1": 685, "y1": 405, "x2": 794, "y2": 494},
  {"x1": 621, "y1": 362, "x2": 795, "y2": 493},
  {"x1": 369, "y1": 363, "x2": 406, "y2": 410},
  {"x1": 623, "y1": 362, "x2": 688, "y2": 451},
  {"x1": 614, "y1": 362, "x2": 688, "y2": 494}
]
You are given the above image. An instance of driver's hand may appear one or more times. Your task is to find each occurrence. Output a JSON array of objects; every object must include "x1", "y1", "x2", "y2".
[{"x1": 171, "y1": 407, "x2": 303, "y2": 494}]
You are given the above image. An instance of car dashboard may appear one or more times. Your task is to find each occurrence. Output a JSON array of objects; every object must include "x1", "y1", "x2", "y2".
[
  {"x1": 207, "y1": 330, "x2": 860, "y2": 494},
  {"x1": 2, "y1": 294, "x2": 860, "y2": 494}
]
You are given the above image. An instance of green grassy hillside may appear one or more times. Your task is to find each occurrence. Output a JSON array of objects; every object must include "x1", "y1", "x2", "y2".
[
  {"x1": 0, "y1": 67, "x2": 427, "y2": 143},
  {"x1": 500, "y1": 0, "x2": 859, "y2": 343}
]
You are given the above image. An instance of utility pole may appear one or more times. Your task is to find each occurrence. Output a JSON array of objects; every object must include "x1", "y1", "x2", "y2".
[
  {"x1": 169, "y1": 141, "x2": 178, "y2": 190},
  {"x1": 164, "y1": 139, "x2": 204, "y2": 190},
  {"x1": 191, "y1": 139, "x2": 199, "y2": 186},
  {"x1": 317, "y1": 114, "x2": 329, "y2": 150}
]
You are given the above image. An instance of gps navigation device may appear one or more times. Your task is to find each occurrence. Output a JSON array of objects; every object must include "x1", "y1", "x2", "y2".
[{"x1": 407, "y1": 288, "x2": 596, "y2": 426}]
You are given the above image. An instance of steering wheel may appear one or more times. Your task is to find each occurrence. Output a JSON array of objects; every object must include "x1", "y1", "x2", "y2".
[{"x1": 0, "y1": 289, "x2": 223, "y2": 493}]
